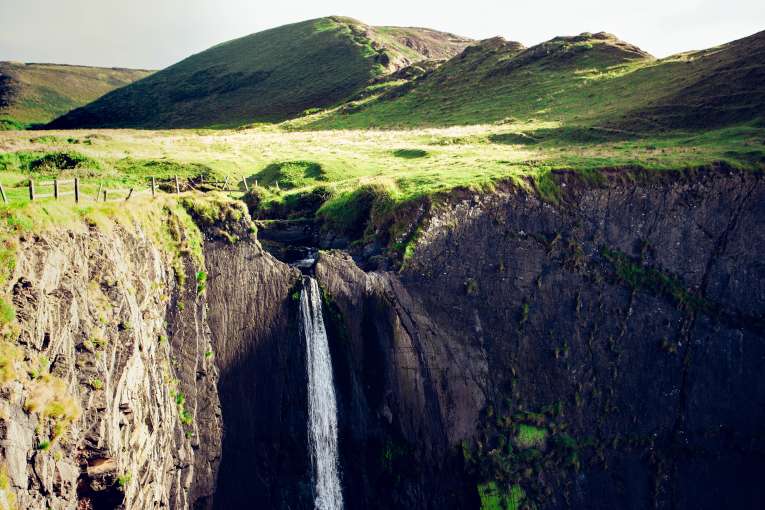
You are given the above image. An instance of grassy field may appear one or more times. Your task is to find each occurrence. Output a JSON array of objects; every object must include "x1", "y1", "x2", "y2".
[
  {"x1": 0, "y1": 120, "x2": 762, "y2": 226},
  {"x1": 0, "y1": 62, "x2": 152, "y2": 129}
]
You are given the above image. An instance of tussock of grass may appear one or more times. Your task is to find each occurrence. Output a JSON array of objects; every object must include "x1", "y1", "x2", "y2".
[
  {"x1": 0, "y1": 342, "x2": 23, "y2": 385},
  {"x1": 254, "y1": 160, "x2": 326, "y2": 189},
  {"x1": 0, "y1": 463, "x2": 17, "y2": 510},
  {"x1": 24, "y1": 373, "x2": 82, "y2": 443}
]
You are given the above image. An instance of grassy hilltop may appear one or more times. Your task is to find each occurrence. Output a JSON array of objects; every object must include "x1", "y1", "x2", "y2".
[
  {"x1": 297, "y1": 29, "x2": 765, "y2": 131},
  {"x1": 0, "y1": 62, "x2": 152, "y2": 129},
  {"x1": 48, "y1": 17, "x2": 471, "y2": 129}
]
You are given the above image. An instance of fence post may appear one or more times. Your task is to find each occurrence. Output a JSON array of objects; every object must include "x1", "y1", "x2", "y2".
[
  {"x1": 29, "y1": 179, "x2": 35, "y2": 201},
  {"x1": 126, "y1": 188, "x2": 134, "y2": 201},
  {"x1": 175, "y1": 175, "x2": 180, "y2": 194},
  {"x1": 96, "y1": 182, "x2": 103, "y2": 201},
  {"x1": 0, "y1": 183, "x2": 7, "y2": 204},
  {"x1": 254, "y1": 179, "x2": 258, "y2": 188},
  {"x1": 151, "y1": 177, "x2": 156, "y2": 198},
  {"x1": 242, "y1": 176, "x2": 249, "y2": 192},
  {"x1": 223, "y1": 176, "x2": 229, "y2": 190},
  {"x1": 103, "y1": 189, "x2": 108, "y2": 202},
  {"x1": 74, "y1": 178, "x2": 80, "y2": 203},
  {"x1": 54, "y1": 179, "x2": 59, "y2": 200}
]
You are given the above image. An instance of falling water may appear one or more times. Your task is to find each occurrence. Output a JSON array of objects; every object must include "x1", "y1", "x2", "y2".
[{"x1": 300, "y1": 277, "x2": 344, "y2": 510}]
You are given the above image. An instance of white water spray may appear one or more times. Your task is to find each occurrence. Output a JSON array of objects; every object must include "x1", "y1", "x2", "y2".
[{"x1": 300, "y1": 277, "x2": 343, "y2": 510}]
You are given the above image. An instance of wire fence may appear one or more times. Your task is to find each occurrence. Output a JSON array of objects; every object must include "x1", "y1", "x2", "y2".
[{"x1": 0, "y1": 174, "x2": 260, "y2": 205}]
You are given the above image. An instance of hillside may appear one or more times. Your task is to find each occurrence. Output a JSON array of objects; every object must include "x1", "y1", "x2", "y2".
[
  {"x1": 0, "y1": 62, "x2": 152, "y2": 129},
  {"x1": 48, "y1": 16, "x2": 472, "y2": 129},
  {"x1": 302, "y1": 30, "x2": 765, "y2": 132}
]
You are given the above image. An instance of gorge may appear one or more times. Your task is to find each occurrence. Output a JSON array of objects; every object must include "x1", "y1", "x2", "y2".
[{"x1": 0, "y1": 166, "x2": 762, "y2": 509}]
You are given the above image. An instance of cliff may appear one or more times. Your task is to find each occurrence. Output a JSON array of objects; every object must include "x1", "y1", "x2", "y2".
[
  {"x1": 0, "y1": 167, "x2": 763, "y2": 509},
  {"x1": 315, "y1": 167, "x2": 765, "y2": 509},
  {"x1": 0, "y1": 214, "x2": 221, "y2": 509}
]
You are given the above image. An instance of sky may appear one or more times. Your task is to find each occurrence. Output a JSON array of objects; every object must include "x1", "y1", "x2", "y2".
[{"x1": 0, "y1": 0, "x2": 763, "y2": 69}]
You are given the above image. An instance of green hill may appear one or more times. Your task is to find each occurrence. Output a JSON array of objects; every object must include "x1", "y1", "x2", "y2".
[
  {"x1": 0, "y1": 62, "x2": 152, "y2": 129},
  {"x1": 302, "y1": 30, "x2": 765, "y2": 132},
  {"x1": 48, "y1": 16, "x2": 472, "y2": 129}
]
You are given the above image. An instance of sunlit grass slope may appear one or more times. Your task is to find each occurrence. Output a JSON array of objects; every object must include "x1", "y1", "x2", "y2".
[
  {"x1": 301, "y1": 30, "x2": 765, "y2": 132},
  {"x1": 0, "y1": 62, "x2": 152, "y2": 129},
  {"x1": 48, "y1": 17, "x2": 471, "y2": 130}
]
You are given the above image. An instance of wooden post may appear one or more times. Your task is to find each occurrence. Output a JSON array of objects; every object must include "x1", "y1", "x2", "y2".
[
  {"x1": 223, "y1": 176, "x2": 229, "y2": 190},
  {"x1": 103, "y1": 189, "x2": 108, "y2": 202},
  {"x1": 242, "y1": 176, "x2": 249, "y2": 192},
  {"x1": 126, "y1": 188, "x2": 134, "y2": 201},
  {"x1": 54, "y1": 179, "x2": 59, "y2": 200},
  {"x1": 151, "y1": 177, "x2": 156, "y2": 198},
  {"x1": 29, "y1": 179, "x2": 35, "y2": 201},
  {"x1": 175, "y1": 175, "x2": 181, "y2": 194},
  {"x1": 74, "y1": 178, "x2": 80, "y2": 203},
  {"x1": 275, "y1": 181, "x2": 280, "y2": 191},
  {"x1": 254, "y1": 179, "x2": 258, "y2": 188},
  {"x1": 0, "y1": 183, "x2": 7, "y2": 204},
  {"x1": 96, "y1": 182, "x2": 103, "y2": 201}
]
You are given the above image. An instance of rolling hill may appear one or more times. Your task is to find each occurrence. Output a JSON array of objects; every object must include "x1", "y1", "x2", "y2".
[
  {"x1": 0, "y1": 62, "x2": 152, "y2": 129},
  {"x1": 303, "y1": 29, "x2": 765, "y2": 132},
  {"x1": 48, "y1": 16, "x2": 472, "y2": 129}
]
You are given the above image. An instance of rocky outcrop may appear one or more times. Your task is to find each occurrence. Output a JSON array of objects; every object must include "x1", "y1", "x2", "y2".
[
  {"x1": 0, "y1": 221, "x2": 221, "y2": 510},
  {"x1": 315, "y1": 167, "x2": 765, "y2": 509}
]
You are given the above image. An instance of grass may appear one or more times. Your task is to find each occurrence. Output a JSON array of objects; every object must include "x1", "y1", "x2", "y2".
[
  {"x1": 49, "y1": 17, "x2": 468, "y2": 129},
  {"x1": 0, "y1": 62, "x2": 152, "y2": 127},
  {"x1": 0, "y1": 463, "x2": 16, "y2": 510},
  {"x1": 24, "y1": 373, "x2": 82, "y2": 443},
  {"x1": 0, "y1": 119, "x2": 761, "y2": 252},
  {"x1": 302, "y1": 30, "x2": 764, "y2": 132}
]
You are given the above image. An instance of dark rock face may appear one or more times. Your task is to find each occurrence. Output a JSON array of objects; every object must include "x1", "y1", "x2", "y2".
[
  {"x1": 314, "y1": 168, "x2": 765, "y2": 509},
  {"x1": 202, "y1": 232, "x2": 309, "y2": 509}
]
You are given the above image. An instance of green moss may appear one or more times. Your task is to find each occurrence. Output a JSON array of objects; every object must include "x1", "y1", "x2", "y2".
[
  {"x1": 196, "y1": 271, "x2": 207, "y2": 294},
  {"x1": 478, "y1": 482, "x2": 526, "y2": 510},
  {"x1": 117, "y1": 472, "x2": 132, "y2": 488},
  {"x1": 602, "y1": 247, "x2": 712, "y2": 312},
  {"x1": 516, "y1": 424, "x2": 547, "y2": 449}
]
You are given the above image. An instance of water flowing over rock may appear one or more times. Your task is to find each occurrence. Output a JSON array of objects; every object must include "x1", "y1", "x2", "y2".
[{"x1": 301, "y1": 277, "x2": 344, "y2": 510}]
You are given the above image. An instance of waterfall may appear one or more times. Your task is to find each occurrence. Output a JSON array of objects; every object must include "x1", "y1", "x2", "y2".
[{"x1": 300, "y1": 277, "x2": 344, "y2": 510}]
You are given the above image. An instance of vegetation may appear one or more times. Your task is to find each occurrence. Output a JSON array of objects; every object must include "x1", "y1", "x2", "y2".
[
  {"x1": 0, "y1": 62, "x2": 152, "y2": 127},
  {"x1": 49, "y1": 17, "x2": 469, "y2": 129},
  {"x1": 478, "y1": 482, "x2": 526, "y2": 510},
  {"x1": 601, "y1": 247, "x2": 712, "y2": 312},
  {"x1": 303, "y1": 30, "x2": 764, "y2": 132},
  {"x1": 117, "y1": 472, "x2": 132, "y2": 488},
  {"x1": 0, "y1": 463, "x2": 17, "y2": 510},
  {"x1": 24, "y1": 372, "x2": 82, "y2": 444},
  {"x1": 464, "y1": 403, "x2": 589, "y2": 510}
]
